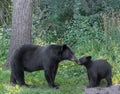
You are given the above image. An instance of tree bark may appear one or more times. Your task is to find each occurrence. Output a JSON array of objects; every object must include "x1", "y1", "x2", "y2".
[{"x1": 6, "y1": 0, "x2": 33, "y2": 66}]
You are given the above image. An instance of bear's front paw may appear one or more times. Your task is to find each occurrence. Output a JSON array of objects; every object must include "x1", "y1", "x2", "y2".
[
  {"x1": 19, "y1": 83, "x2": 30, "y2": 87},
  {"x1": 50, "y1": 84, "x2": 60, "y2": 89},
  {"x1": 54, "y1": 85, "x2": 60, "y2": 89},
  {"x1": 10, "y1": 81, "x2": 17, "y2": 86},
  {"x1": 107, "y1": 84, "x2": 112, "y2": 87}
]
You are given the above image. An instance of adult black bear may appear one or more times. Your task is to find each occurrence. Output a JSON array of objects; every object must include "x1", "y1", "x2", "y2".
[
  {"x1": 78, "y1": 56, "x2": 112, "y2": 88},
  {"x1": 10, "y1": 44, "x2": 77, "y2": 89}
]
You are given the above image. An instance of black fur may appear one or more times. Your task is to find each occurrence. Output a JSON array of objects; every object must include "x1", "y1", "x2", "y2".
[
  {"x1": 78, "y1": 56, "x2": 112, "y2": 88},
  {"x1": 10, "y1": 44, "x2": 77, "y2": 89}
]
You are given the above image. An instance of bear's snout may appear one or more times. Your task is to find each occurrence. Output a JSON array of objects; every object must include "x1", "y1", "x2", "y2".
[
  {"x1": 70, "y1": 56, "x2": 78, "y2": 62},
  {"x1": 77, "y1": 60, "x2": 81, "y2": 65},
  {"x1": 72, "y1": 59, "x2": 81, "y2": 65}
]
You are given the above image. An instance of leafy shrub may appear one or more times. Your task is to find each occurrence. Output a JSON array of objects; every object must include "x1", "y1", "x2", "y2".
[{"x1": 0, "y1": 28, "x2": 10, "y2": 64}]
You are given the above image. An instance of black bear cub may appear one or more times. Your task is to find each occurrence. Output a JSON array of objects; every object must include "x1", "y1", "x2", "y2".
[
  {"x1": 78, "y1": 56, "x2": 112, "y2": 88},
  {"x1": 10, "y1": 44, "x2": 78, "y2": 89}
]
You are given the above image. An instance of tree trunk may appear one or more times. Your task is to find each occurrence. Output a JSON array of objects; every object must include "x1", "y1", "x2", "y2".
[{"x1": 6, "y1": 0, "x2": 33, "y2": 66}]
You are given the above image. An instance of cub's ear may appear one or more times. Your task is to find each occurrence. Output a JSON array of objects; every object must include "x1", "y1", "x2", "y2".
[
  {"x1": 86, "y1": 56, "x2": 92, "y2": 60},
  {"x1": 61, "y1": 44, "x2": 67, "y2": 51}
]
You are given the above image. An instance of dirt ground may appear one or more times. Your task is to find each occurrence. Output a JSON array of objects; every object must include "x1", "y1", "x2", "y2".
[{"x1": 85, "y1": 84, "x2": 120, "y2": 94}]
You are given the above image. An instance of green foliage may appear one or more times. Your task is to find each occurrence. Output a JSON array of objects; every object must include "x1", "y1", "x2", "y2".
[
  {"x1": 79, "y1": 0, "x2": 105, "y2": 16},
  {"x1": 0, "y1": 28, "x2": 10, "y2": 63},
  {"x1": 32, "y1": 0, "x2": 74, "y2": 44},
  {"x1": 106, "y1": 0, "x2": 120, "y2": 11},
  {"x1": 63, "y1": 16, "x2": 104, "y2": 46},
  {"x1": 0, "y1": 0, "x2": 12, "y2": 26}
]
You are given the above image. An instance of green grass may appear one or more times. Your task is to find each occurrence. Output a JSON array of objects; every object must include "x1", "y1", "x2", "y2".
[
  {"x1": 0, "y1": 66, "x2": 87, "y2": 94},
  {"x1": 0, "y1": 63, "x2": 120, "y2": 94}
]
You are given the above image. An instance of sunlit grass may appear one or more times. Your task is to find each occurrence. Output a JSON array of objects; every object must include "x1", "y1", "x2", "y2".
[{"x1": 0, "y1": 68, "x2": 86, "y2": 94}]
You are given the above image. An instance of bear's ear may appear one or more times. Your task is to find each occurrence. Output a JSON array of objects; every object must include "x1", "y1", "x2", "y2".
[
  {"x1": 86, "y1": 56, "x2": 92, "y2": 60},
  {"x1": 61, "y1": 44, "x2": 67, "y2": 51}
]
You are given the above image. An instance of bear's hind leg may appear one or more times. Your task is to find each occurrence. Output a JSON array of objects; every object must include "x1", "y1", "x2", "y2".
[
  {"x1": 87, "y1": 81, "x2": 97, "y2": 88},
  {"x1": 16, "y1": 70, "x2": 28, "y2": 86},
  {"x1": 96, "y1": 78, "x2": 100, "y2": 86},
  {"x1": 10, "y1": 72, "x2": 16, "y2": 85},
  {"x1": 106, "y1": 74, "x2": 112, "y2": 87}
]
